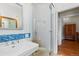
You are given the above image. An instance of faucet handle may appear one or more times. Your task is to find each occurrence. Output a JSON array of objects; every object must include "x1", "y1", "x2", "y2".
[{"x1": 11, "y1": 41, "x2": 15, "y2": 44}]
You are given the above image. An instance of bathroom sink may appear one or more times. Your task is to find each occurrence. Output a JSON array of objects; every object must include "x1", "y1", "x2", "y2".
[{"x1": 0, "y1": 40, "x2": 39, "y2": 56}]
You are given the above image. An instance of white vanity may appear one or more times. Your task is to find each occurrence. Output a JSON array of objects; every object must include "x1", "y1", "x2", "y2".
[{"x1": 0, "y1": 40, "x2": 39, "y2": 56}]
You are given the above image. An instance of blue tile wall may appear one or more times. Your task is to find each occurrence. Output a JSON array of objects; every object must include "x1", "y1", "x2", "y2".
[{"x1": 0, "y1": 33, "x2": 31, "y2": 43}]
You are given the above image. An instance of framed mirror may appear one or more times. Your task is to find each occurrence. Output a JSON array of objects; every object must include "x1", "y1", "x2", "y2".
[
  {"x1": 0, "y1": 3, "x2": 23, "y2": 30},
  {"x1": 0, "y1": 16, "x2": 17, "y2": 29}
]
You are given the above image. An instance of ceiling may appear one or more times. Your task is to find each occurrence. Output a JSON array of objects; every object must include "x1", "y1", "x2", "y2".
[{"x1": 53, "y1": 3, "x2": 79, "y2": 12}]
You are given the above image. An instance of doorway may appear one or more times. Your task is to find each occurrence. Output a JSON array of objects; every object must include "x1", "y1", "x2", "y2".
[{"x1": 58, "y1": 7, "x2": 79, "y2": 56}]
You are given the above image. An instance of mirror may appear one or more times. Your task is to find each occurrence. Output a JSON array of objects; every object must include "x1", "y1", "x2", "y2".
[
  {"x1": 0, "y1": 16, "x2": 17, "y2": 29},
  {"x1": 0, "y1": 3, "x2": 23, "y2": 30}
]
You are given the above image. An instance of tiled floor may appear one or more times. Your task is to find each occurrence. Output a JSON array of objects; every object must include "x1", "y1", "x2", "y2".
[
  {"x1": 32, "y1": 47, "x2": 49, "y2": 56},
  {"x1": 58, "y1": 40, "x2": 79, "y2": 56}
]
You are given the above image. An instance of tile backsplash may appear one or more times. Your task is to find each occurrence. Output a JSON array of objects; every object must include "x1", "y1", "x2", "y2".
[{"x1": 0, "y1": 33, "x2": 30, "y2": 43}]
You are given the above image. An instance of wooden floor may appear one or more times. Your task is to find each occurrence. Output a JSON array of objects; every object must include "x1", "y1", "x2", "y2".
[{"x1": 58, "y1": 40, "x2": 79, "y2": 56}]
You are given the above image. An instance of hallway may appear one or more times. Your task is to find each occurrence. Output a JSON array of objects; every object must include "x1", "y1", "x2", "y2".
[{"x1": 58, "y1": 40, "x2": 79, "y2": 56}]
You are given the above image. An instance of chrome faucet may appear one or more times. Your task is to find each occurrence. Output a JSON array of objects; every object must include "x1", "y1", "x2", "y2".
[
  {"x1": 11, "y1": 41, "x2": 16, "y2": 48},
  {"x1": 11, "y1": 41, "x2": 15, "y2": 44},
  {"x1": 17, "y1": 40, "x2": 20, "y2": 43}
]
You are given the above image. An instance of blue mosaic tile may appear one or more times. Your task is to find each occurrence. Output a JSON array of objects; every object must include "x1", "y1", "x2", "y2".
[
  {"x1": 0, "y1": 33, "x2": 31, "y2": 43},
  {"x1": 25, "y1": 33, "x2": 30, "y2": 38}
]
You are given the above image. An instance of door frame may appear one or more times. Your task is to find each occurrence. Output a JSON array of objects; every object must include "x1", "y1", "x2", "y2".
[{"x1": 49, "y1": 3, "x2": 58, "y2": 55}]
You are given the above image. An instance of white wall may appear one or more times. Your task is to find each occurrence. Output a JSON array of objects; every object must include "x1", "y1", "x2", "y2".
[
  {"x1": 0, "y1": 3, "x2": 32, "y2": 39},
  {"x1": 58, "y1": 16, "x2": 63, "y2": 45},
  {"x1": 32, "y1": 4, "x2": 37, "y2": 40},
  {"x1": 32, "y1": 3, "x2": 51, "y2": 51}
]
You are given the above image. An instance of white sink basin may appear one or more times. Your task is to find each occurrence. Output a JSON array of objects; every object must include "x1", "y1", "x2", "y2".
[{"x1": 0, "y1": 40, "x2": 39, "y2": 56}]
